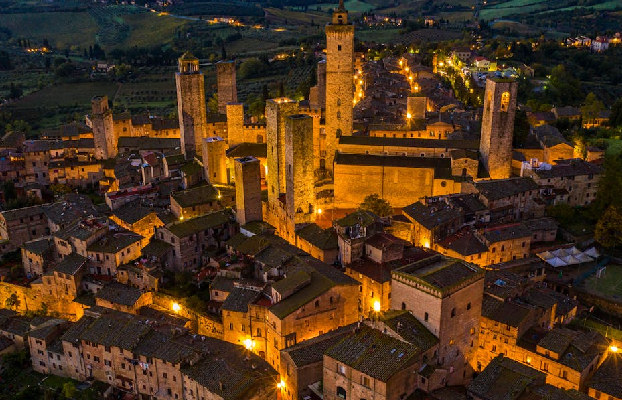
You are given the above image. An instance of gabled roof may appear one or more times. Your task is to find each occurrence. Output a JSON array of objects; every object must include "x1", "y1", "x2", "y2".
[
  {"x1": 165, "y1": 209, "x2": 233, "y2": 238},
  {"x1": 325, "y1": 325, "x2": 421, "y2": 382},
  {"x1": 55, "y1": 253, "x2": 87, "y2": 276}
]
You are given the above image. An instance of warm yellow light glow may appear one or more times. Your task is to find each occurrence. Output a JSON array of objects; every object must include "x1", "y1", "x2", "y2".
[
  {"x1": 277, "y1": 380, "x2": 285, "y2": 389},
  {"x1": 439, "y1": 61, "x2": 444, "y2": 67},
  {"x1": 179, "y1": 216, "x2": 184, "y2": 221},
  {"x1": 405, "y1": 67, "x2": 409, "y2": 72},
  {"x1": 358, "y1": 92, "x2": 363, "y2": 98},
  {"x1": 424, "y1": 241, "x2": 430, "y2": 248},
  {"x1": 373, "y1": 301, "x2": 381, "y2": 312},
  {"x1": 407, "y1": 113, "x2": 412, "y2": 119},
  {"x1": 317, "y1": 209, "x2": 322, "y2": 215},
  {"x1": 399, "y1": 60, "x2": 403, "y2": 66},
  {"x1": 172, "y1": 302, "x2": 181, "y2": 312},
  {"x1": 218, "y1": 193, "x2": 222, "y2": 199},
  {"x1": 244, "y1": 339, "x2": 254, "y2": 350},
  {"x1": 526, "y1": 356, "x2": 532, "y2": 364},
  {"x1": 359, "y1": 80, "x2": 363, "y2": 85},
  {"x1": 611, "y1": 346, "x2": 619, "y2": 353}
]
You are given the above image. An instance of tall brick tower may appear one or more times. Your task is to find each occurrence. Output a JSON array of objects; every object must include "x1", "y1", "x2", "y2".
[
  {"x1": 325, "y1": 0, "x2": 354, "y2": 173},
  {"x1": 266, "y1": 98, "x2": 299, "y2": 206},
  {"x1": 479, "y1": 77, "x2": 517, "y2": 180},
  {"x1": 217, "y1": 61, "x2": 237, "y2": 115},
  {"x1": 202, "y1": 137, "x2": 228, "y2": 185},
  {"x1": 176, "y1": 53, "x2": 207, "y2": 158},
  {"x1": 91, "y1": 95, "x2": 116, "y2": 160},
  {"x1": 285, "y1": 114, "x2": 316, "y2": 227},
  {"x1": 234, "y1": 156, "x2": 262, "y2": 226}
]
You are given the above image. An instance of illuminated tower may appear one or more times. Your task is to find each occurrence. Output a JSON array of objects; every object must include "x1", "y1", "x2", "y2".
[
  {"x1": 202, "y1": 137, "x2": 228, "y2": 185},
  {"x1": 479, "y1": 77, "x2": 517, "y2": 180},
  {"x1": 235, "y1": 156, "x2": 262, "y2": 226},
  {"x1": 91, "y1": 95, "x2": 116, "y2": 160},
  {"x1": 176, "y1": 53, "x2": 207, "y2": 158},
  {"x1": 266, "y1": 98, "x2": 299, "y2": 206},
  {"x1": 325, "y1": 0, "x2": 354, "y2": 174},
  {"x1": 285, "y1": 114, "x2": 315, "y2": 226},
  {"x1": 217, "y1": 61, "x2": 237, "y2": 115}
]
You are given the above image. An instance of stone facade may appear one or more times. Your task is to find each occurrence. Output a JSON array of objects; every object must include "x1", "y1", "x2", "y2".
[
  {"x1": 285, "y1": 115, "x2": 316, "y2": 226},
  {"x1": 479, "y1": 78, "x2": 517, "y2": 180},
  {"x1": 202, "y1": 137, "x2": 228, "y2": 185},
  {"x1": 325, "y1": 6, "x2": 354, "y2": 173},
  {"x1": 266, "y1": 98, "x2": 299, "y2": 204},
  {"x1": 217, "y1": 61, "x2": 238, "y2": 114},
  {"x1": 407, "y1": 95, "x2": 427, "y2": 120},
  {"x1": 226, "y1": 103, "x2": 245, "y2": 147},
  {"x1": 391, "y1": 256, "x2": 484, "y2": 386},
  {"x1": 91, "y1": 96, "x2": 116, "y2": 160},
  {"x1": 176, "y1": 54, "x2": 207, "y2": 158},
  {"x1": 235, "y1": 157, "x2": 263, "y2": 226}
]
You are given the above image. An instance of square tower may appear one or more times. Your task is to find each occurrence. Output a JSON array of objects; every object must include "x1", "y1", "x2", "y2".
[
  {"x1": 202, "y1": 137, "x2": 228, "y2": 185},
  {"x1": 226, "y1": 103, "x2": 245, "y2": 147},
  {"x1": 325, "y1": 0, "x2": 354, "y2": 174},
  {"x1": 217, "y1": 61, "x2": 237, "y2": 115},
  {"x1": 91, "y1": 95, "x2": 116, "y2": 160},
  {"x1": 234, "y1": 156, "x2": 262, "y2": 226},
  {"x1": 479, "y1": 77, "x2": 518, "y2": 180},
  {"x1": 176, "y1": 53, "x2": 207, "y2": 158},
  {"x1": 285, "y1": 114, "x2": 316, "y2": 226},
  {"x1": 407, "y1": 95, "x2": 427, "y2": 121},
  {"x1": 266, "y1": 98, "x2": 299, "y2": 206},
  {"x1": 391, "y1": 255, "x2": 484, "y2": 385}
]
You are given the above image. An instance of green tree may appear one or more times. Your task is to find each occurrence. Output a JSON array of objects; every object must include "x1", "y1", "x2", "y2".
[
  {"x1": 62, "y1": 381, "x2": 77, "y2": 399},
  {"x1": 238, "y1": 58, "x2": 266, "y2": 79},
  {"x1": 50, "y1": 183, "x2": 72, "y2": 196},
  {"x1": 513, "y1": 109, "x2": 530, "y2": 147},
  {"x1": 581, "y1": 92, "x2": 604, "y2": 127},
  {"x1": 610, "y1": 98, "x2": 622, "y2": 127},
  {"x1": 359, "y1": 194, "x2": 392, "y2": 217},
  {"x1": 596, "y1": 206, "x2": 622, "y2": 248},
  {"x1": 4, "y1": 293, "x2": 19, "y2": 310},
  {"x1": 594, "y1": 153, "x2": 622, "y2": 213},
  {"x1": 207, "y1": 93, "x2": 218, "y2": 114}
]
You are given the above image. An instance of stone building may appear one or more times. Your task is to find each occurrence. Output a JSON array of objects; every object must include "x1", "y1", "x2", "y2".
[
  {"x1": 30, "y1": 309, "x2": 278, "y2": 400},
  {"x1": 266, "y1": 98, "x2": 299, "y2": 206},
  {"x1": 521, "y1": 158, "x2": 601, "y2": 207},
  {"x1": 322, "y1": 312, "x2": 439, "y2": 400},
  {"x1": 216, "y1": 60, "x2": 238, "y2": 114},
  {"x1": 23, "y1": 140, "x2": 51, "y2": 185},
  {"x1": 91, "y1": 95, "x2": 117, "y2": 160},
  {"x1": 22, "y1": 237, "x2": 54, "y2": 277},
  {"x1": 202, "y1": 137, "x2": 228, "y2": 185},
  {"x1": 170, "y1": 184, "x2": 235, "y2": 220},
  {"x1": 391, "y1": 254, "x2": 485, "y2": 385},
  {"x1": 295, "y1": 224, "x2": 339, "y2": 264},
  {"x1": 479, "y1": 77, "x2": 517, "y2": 180},
  {"x1": 235, "y1": 156, "x2": 263, "y2": 226},
  {"x1": 280, "y1": 324, "x2": 354, "y2": 400},
  {"x1": 0, "y1": 205, "x2": 48, "y2": 254},
  {"x1": 176, "y1": 53, "x2": 208, "y2": 158},
  {"x1": 86, "y1": 231, "x2": 144, "y2": 277},
  {"x1": 156, "y1": 209, "x2": 235, "y2": 271},
  {"x1": 109, "y1": 201, "x2": 164, "y2": 242},
  {"x1": 325, "y1": 0, "x2": 355, "y2": 172}
]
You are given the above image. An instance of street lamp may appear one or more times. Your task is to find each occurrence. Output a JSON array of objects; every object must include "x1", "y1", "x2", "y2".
[
  {"x1": 373, "y1": 300, "x2": 381, "y2": 312},
  {"x1": 172, "y1": 302, "x2": 181, "y2": 313}
]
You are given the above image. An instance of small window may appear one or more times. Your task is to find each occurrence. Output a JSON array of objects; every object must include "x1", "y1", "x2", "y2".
[
  {"x1": 338, "y1": 45, "x2": 342, "y2": 51},
  {"x1": 451, "y1": 308, "x2": 456, "y2": 318},
  {"x1": 424, "y1": 312, "x2": 429, "y2": 322}
]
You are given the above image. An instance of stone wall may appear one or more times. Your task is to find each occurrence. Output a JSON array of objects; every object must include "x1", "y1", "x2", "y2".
[{"x1": 217, "y1": 61, "x2": 237, "y2": 114}]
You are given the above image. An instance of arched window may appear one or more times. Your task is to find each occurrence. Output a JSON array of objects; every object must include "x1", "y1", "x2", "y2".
[
  {"x1": 337, "y1": 98, "x2": 341, "y2": 106},
  {"x1": 451, "y1": 307, "x2": 456, "y2": 317},
  {"x1": 337, "y1": 111, "x2": 341, "y2": 119},
  {"x1": 257, "y1": 135, "x2": 263, "y2": 144},
  {"x1": 501, "y1": 91, "x2": 510, "y2": 112},
  {"x1": 337, "y1": 387, "x2": 346, "y2": 399}
]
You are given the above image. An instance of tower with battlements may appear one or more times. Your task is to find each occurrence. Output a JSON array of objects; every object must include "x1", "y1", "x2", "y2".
[
  {"x1": 325, "y1": 0, "x2": 354, "y2": 174},
  {"x1": 91, "y1": 95, "x2": 116, "y2": 160},
  {"x1": 235, "y1": 156, "x2": 262, "y2": 226},
  {"x1": 479, "y1": 77, "x2": 517, "y2": 180},
  {"x1": 217, "y1": 61, "x2": 237, "y2": 115},
  {"x1": 176, "y1": 53, "x2": 207, "y2": 158}
]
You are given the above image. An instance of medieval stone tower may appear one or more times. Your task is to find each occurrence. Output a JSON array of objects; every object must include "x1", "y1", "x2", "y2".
[
  {"x1": 479, "y1": 77, "x2": 517, "y2": 180},
  {"x1": 285, "y1": 114, "x2": 316, "y2": 226},
  {"x1": 266, "y1": 98, "x2": 299, "y2": 206},
  {"x1": 234, "y1": 156, "x2": 262, "y2": 226},
  {"x1": 217, "y1": 61, "x2": 237, "y2": 115},
  {"x1": 176, "y1": 53, "x2": 207, "y2": 158},
  {"x1": 226, "y1": 103, "x2": 245, "y2": 147},
  {"x1": 407, "y1": 95, "x2": 427, "y2": 121},
  {"x1": 325, "y1": 0, "x2": 354, "y2": 173},
  {"x1": 202, "y1": 137, "x2": 228, "y2": 185},
  {"x1": 91, "y1": 95, "x2": 116, "y2": 160}
]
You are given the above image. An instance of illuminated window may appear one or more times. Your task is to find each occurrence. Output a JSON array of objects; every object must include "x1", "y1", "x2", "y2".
[{"x1": 501, "y1": 91, "x2": 510, "y2": 112}]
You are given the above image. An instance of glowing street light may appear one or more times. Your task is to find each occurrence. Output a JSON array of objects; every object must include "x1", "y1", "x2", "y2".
[
  {"x1": 244, "y1": 339, "x2": 255, "y2": 350},
  {"x1": 172, "y1": 302, "x2": 181, "y2": 313},
  {"x1": 277, "y1": 380, "x2": 285, "y2": 389},
  {"x1": 407, "y1": 113, "x2": 412, "y2": 119},
  {"x1": 317, "y1": 209, "x2": 322, "y2": 215},
  {"x1": 373, "y1": 300, "x2": 381, "y2": 312},
  {"x1": 610, "y1": 345, "x2": 619, "y2": 353}
]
